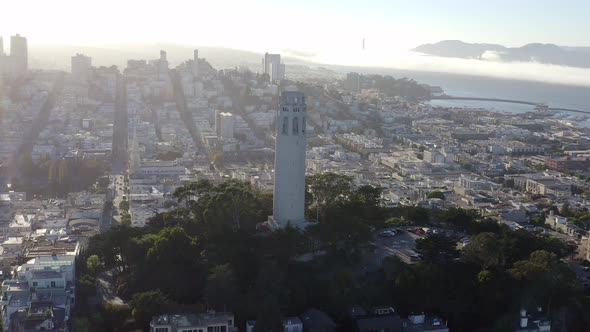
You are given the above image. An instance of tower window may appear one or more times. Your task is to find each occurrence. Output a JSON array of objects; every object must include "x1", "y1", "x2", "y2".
[
  {"x1": 282, "y1": 107, "x2": 287, "y2": 112},
  {"x1": 282, "y1": 117, "x2": 288, "y2": 135},
  {"x1": 293, "y1": 117, "x2": 299, "y2": 135},
  {"x1": 302, "y1": 116, "x2": 306, "y2": 133}
]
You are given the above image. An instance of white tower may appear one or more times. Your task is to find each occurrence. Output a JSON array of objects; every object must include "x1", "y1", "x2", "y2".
[{"x1": 271, "y1": 91, "x2": 307, "y2": 228}]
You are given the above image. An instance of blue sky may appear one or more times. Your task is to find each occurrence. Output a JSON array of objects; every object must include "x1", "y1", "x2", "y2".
[{"x1": 1, "y1": 0, "x2": 588, "y2": 49}]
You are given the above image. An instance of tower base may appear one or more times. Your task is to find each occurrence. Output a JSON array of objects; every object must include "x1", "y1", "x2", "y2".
[{"x1": 263, "y1": 216, "x2": 315, "y2": 231}]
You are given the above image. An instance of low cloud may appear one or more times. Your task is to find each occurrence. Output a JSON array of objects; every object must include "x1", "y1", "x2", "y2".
[
  {"x1": 308, "y1": 49, "x2": 590, "y2": 87},
  {"x1": 480, "y1": 50, "x2": 504, "y2": 62},
  {"x1": 282, "y1": 48, "x2": 317, "y2": 58}
]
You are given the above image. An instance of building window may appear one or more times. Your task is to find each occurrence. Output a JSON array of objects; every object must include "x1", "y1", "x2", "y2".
[
  {"x1": 282, "y1": 117, "x2": 288, "y2": 135},
  {"x1": 155, "y1": 328, "x2": 169, "y2": 332},
  {"x1": 32, "y1": 282, "x2": 38, "y2": 287},
  {"x1": 292, "y1": 117, "x2": 299, "y2": 135},
  {"x1": 294, "y1": 107, "x2": 299, "y2": 112},
  {"x1": 282, "y1": 107, "x2": 287, "y2": 112},
  {"x1": 51, "y1": 281, "x2": 56, "y2": 288}
]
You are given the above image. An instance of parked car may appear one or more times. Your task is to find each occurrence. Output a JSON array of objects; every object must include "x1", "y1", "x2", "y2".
[{"x1": 378, "y1": 230, "x2": 396, "y2": 237}]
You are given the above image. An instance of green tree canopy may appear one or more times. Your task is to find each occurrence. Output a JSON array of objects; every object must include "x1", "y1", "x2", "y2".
[
  {"x1": 427, "y1": 190, "x2": 446, "y2": 200},
  {"x1": 415, "y1": 234, "x2": 459, "y2": 263}
]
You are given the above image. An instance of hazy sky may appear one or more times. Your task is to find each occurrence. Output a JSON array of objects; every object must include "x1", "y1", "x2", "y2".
[
  {"x1": 1, "y1": 0, "x2": 589, "y2": 53},
  {"x1": 3, "y1": 0, "x2": 590, "y2": 87}
]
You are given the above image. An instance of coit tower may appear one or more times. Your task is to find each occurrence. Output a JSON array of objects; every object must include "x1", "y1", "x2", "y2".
[{"x1": 272, "y1": 90, "x2": 307, "y2": 228}]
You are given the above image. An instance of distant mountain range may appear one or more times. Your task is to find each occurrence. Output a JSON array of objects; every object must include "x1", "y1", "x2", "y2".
[{"x1": 413, "y1": 40, "x2": 590, "y2": 68}]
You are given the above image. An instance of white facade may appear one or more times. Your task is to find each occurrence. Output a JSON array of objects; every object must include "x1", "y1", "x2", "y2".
[
  {"x1": 272, "y1": 91, "x2": 307, "y2": 228},
  {"x1": 263, "y1": 53, "x2": 285, "y2": 81},
  {"x1": 0, "y1": 34, "x2": 27, "y2": 77},
  {"x1": 10, "y1": 34, "x2": 27, "y2": 75},
  {"x1": 217, "y1": 112, "x2": 235, "y2": 140},
  {"x1": 71, "y1": 53, "x2": 92, "y2": 82}
]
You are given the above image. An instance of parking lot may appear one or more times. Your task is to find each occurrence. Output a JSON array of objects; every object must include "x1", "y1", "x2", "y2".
[
  {"x1": 367, "y1": 229, "x2": 423, "y2": 267},
  {"x1": 365, "y1": 226, "x2": 470, "y2": 268}
]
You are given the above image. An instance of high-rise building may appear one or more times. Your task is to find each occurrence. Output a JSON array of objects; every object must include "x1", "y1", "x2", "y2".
[
  {"x1": 262, "y1": 52, "x2": 285, "y2": 81},
  {"x1": 271, "y1": 91, "x2": 307, "y2": 228},
  {"x1": 71, "y1": 53, "x2": 92, "y2": 82},
  {"x1": 157, "y1": 50, "x2": 169, "y2": 79},
  {"x1": 0, "y1": 37, "x2": 4, "y2": 56},
  {"x1": 216, "y1": 112, "x2": 235, "y2": 140},
  {"x1": 346, "y1": 72, "x2": 361, "y2": 93},
  {"x1": 192, "y1": 49, "x2": 199, "y2": 77},
  {"x1": 10, "y1": 34, "x2": 27, "y2": 74}
]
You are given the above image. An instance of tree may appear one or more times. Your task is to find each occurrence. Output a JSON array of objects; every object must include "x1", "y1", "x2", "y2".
[
  {"x1": 560, "y1": 202, "x2": 570, "y2": 217},
  {"x1": 130, "y1": 290, "x2": 170, "y2": 326},
  {"x1": 415, "y1": 234, "x2": 459, "y2": 263},
  {"x1": 72, "y1": 317, "x2": 90, "y2": 332},
  {"x1": 440, "y1": 208, "x2": 479, "y2": 233},
  {"x1": 504, "y1": 179, "x2": 515, "y2": 189},
  {"x1": 464, "y1": 232, "x2": 503, "y2": 269},
  {"x1": 211, "y1": 151, "x2": 224, "y2": 168},
  {"x1": 86, "y1": 255, "x2": 101, "y2": 277},
  {"x1": 385, "y1": 217, "x2": 411, "y2": 226},
  {"x1": 509, "y1": 250, "x2": 578, "y2": 315},
  {"x1": 204, "y1": 264, "x2": 239, "y2": 311},
  {"x1": 119, "y1": 200, "x2": 130, "y2": 212},
  {"x1": 306, "y1": 173, "x2": 353, "y2": 221},
  {"x1": 58, "y1": 160, "x2": 69, "y2": 186},
  {"x1": 253, "y1": 295, "x2": 283, "y2": 332},
  {"x1": 121, "y1": 213, "x2": 131, "y2": 225},
  {"x1": 427, "y1": 190, "x2": 446, "y2": 200},
  {"x1": 349, "y1": 185, "x2": 383, "y2": 222},
  {"x1": 173, "y1": 179, "x2": 213, "y2": 208},
  {"x1": 48, "y1": 160, "x2": 59, "y2": 185},
  {"x1": 216, "y1": 181, "x2": 256, "y2": 230}
]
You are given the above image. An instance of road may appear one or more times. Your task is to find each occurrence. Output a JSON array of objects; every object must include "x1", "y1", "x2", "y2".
[
  {"x1": 6, "y1": 72, "x2": 64, "y2": 181},
  {"x1": 111, "y1": 174, "x2": 127, "y2": 225},
  {"x1": 100, "y1": 178, "x2": 114, "y2": 231},
  {"x1": 169, "y1": 69, "x2": 204, "y2": 150},
  {"x1": 111, "y1": 74, "x2": 128, "y2": 175}
]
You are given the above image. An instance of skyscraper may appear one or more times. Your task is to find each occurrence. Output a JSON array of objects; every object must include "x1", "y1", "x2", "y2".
[
  {"x1": 10, "y1": 34, "x2": 27, "y2": 75},
  {"x1": 71, "y1": 53, "x2": 92, "y2": 82},
  {"x1": 216, "y1": 112, "x2": 235, "y2": 140},
  {"x1": 262, "y1": 52, "x2": 285, "y2": 81},
  {"x1": 0, "y1": 37, "x2": 4, "y2": 56},
  {"x1": 192, "y1": 49, "x2": 199, "y2": 77},
  {"x1": 157, "y1": 50, "x2": 168, "y2": 79},
  {"x1": 346, "y1": 72, "x2": 361, "y2": 93},
  {"x1": 271, "y1": 91, "x2": 307, "y2": 229}
]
